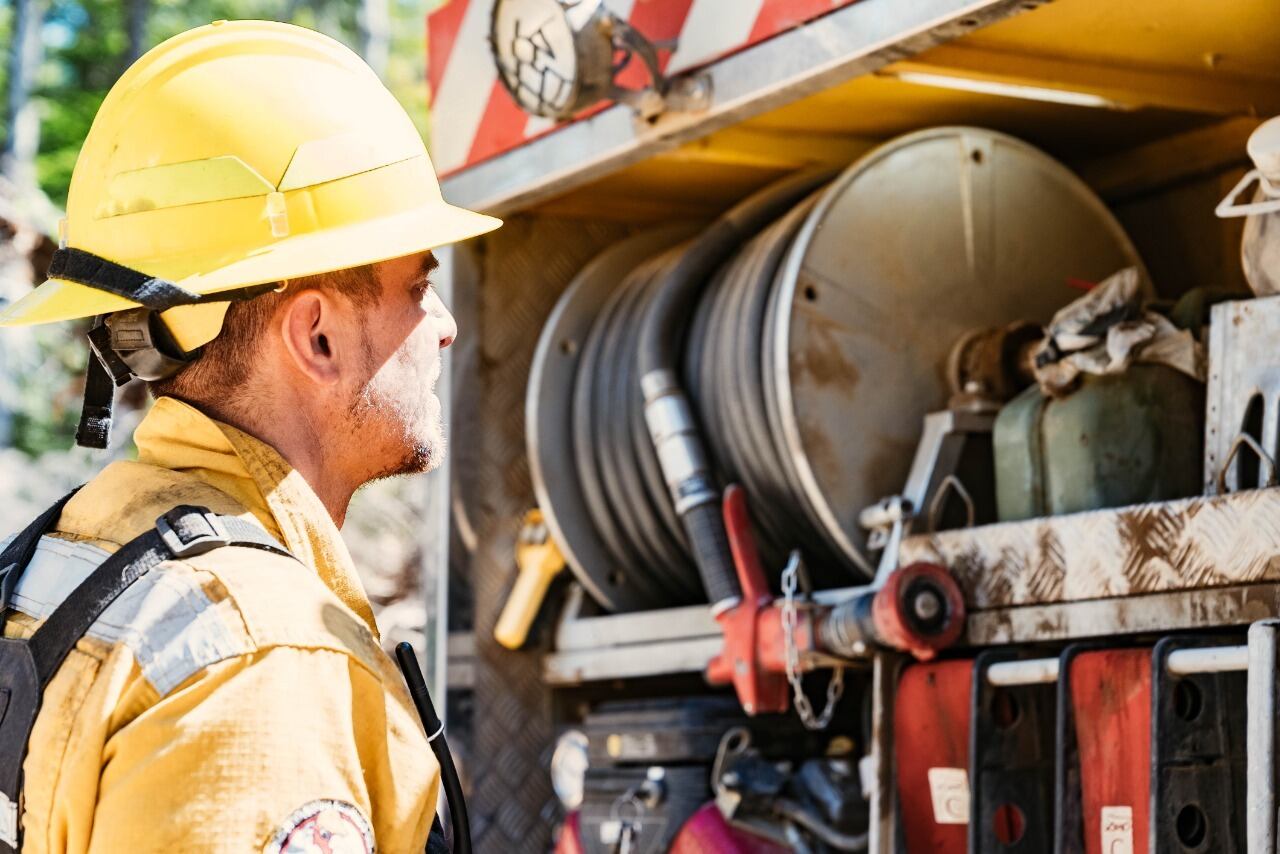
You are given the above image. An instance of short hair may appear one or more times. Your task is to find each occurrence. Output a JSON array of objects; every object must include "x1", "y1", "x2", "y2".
[{"x1": 149, "y1": 263, "x2": 382, "y2": 405}]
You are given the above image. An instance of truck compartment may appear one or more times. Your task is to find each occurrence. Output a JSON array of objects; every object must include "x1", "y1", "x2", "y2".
[{"x1": 434, "y1": 0, "x2": 1280, "y2": 849}]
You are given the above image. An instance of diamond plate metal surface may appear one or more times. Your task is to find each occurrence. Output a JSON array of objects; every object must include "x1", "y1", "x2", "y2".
[
  {"x1": 900, "y1": 487, "x2": 1280, "y2": 610},
  {"x1": 453, "y1": 215, "x2": 631, "y2": 853}
]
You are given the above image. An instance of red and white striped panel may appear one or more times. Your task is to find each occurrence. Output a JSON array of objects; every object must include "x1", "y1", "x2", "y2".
[{"x1": 427, "y1": 0, "x2": 858, "y2": 177}]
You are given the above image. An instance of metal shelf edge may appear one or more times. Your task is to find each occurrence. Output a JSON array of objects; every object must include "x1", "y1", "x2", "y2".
[{"x1": 438, "y1": 0, "x2": 1031, "y2": 216}]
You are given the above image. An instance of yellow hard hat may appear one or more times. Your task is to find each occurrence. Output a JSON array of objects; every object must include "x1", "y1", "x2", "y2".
[{"x1": 0, "y1": 19, "x2": 500, "y2": 353}]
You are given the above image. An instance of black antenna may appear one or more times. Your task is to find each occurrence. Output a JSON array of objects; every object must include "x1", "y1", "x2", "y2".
[{"x1": 396, "y1": 642, "x2": 472, "y2": 854}]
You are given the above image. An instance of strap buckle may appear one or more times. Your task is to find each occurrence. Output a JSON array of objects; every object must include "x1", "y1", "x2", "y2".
[
  {"x1": 155, "y1": 507, "x2": 231, "y2": 558},
  {"x1": 0, "y1": 563, "x2": 18, "y2": 614}
]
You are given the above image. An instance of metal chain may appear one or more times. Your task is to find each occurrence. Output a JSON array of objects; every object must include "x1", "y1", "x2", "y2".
[{"x1": 781, "y1": 551, "x2": 844, "y2": 730}]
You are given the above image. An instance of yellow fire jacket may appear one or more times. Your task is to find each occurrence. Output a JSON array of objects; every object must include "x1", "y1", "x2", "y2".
[{"x1": 2, "y1": 397, "x2": 438, "y2": 853}]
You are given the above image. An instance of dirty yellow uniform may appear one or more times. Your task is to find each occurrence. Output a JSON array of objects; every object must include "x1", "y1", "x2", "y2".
[{"x1": 2, "y1": 397, "x2": 438, "y2": 852}]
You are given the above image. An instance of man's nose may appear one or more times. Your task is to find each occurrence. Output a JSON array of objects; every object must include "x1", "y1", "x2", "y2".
[{"x1": 437, "y1": 303, "x2": 458, "y2": 350}]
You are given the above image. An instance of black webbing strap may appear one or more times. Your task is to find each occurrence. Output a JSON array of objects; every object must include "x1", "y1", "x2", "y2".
[
  {"x1": 48, "y1": 248, "x2": 201, "y2": 312},
  {"x1": 54, "y1": 247, "x2": 284, "y2": 450},
  {"x1": 0, "y1": 503, "x2": 294, "y2": 852},
  {"x1": 0, "y1": 489, "x2": 81, "y2": 620},
  {"x1": 26, "y1": 507, "x2": 291, "y2": 686},
  {"x1": 52, "y1": 247, "x2": 278, "y2": 315},
  {"x1": 427, "y1": 818, "x2": 449, "y2": 854},
  {"x1": 52, "y1": 246, "x2": 198, "y2": 450},
  {"x1": 75, "y1": 351, "x2": 119, "y2": 450}
]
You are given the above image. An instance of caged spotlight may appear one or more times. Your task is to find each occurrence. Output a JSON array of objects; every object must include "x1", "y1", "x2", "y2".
[{"x1": 489, "y1": 0, "x2": 708, "y2": 122}]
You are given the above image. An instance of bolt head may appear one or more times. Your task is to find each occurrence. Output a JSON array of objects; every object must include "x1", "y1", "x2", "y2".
[{"x1": 913, "y1": 589, "x2": 943, "y2": 622}]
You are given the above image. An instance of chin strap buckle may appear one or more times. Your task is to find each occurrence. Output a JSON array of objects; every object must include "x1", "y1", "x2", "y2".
[{"x1": 75, "y1": 309, "x2": 199, "y2": 450}]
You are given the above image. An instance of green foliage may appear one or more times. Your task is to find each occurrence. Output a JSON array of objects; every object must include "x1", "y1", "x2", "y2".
[
  {"x1": 0, "y1": 4, "x2": 11, "y2": 150},
  {"x1": 389, "y1": 0, "x2": 438, "y2": 141},
  {"x1": 16, "y1": 0, "x2": 439, "y2": 206},
  {"x1": 2, "y1": 321, "x2": 89, "y2": 456}
]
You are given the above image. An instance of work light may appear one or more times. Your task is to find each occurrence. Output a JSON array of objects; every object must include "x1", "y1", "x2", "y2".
[{"x1": 489, "y1": 0, "x2": 701, "y2": 121}]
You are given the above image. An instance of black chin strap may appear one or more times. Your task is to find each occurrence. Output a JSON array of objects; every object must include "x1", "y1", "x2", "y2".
[
  {"x1": 53, "y1": 247, "x2": 274, "y2": 450},
  {"x1": 76, "y1": 349, "x2": 119, "y2": 449},
  {"x1": 49, "y1": 247, "x2": 201, "y2": 312}
]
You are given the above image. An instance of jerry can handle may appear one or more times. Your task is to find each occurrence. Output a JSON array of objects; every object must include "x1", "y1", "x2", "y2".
[
  {"x1": 927, "y1": 474, "x2": 976, "y2": 533},
  {"x1": 1216, "y1": 169, "x2": 1280, "y2": 219},
  {"x1": 1216, "y1": 432, "x2": 1278, "y2": 494}
]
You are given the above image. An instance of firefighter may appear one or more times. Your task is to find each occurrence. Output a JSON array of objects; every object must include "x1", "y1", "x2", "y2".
[{"x1": 0, "y1": 20, "x2": 498, "y2": 854}]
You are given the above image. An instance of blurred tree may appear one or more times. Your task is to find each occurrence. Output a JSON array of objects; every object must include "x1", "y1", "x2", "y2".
[
  {"x1": 0, "y1": 5, "x2": 9, "y2": 124},
  {"x1": 124, "y1": 0, "x2": 150, "y2": 65},
  {"x1": 359, "y1": 0, "x2": 390, "y2": 78},
  {"x1": 1, "y1": 0, "x2": 438, "y2": 207},
  {"x1": 34, "y1": 0, "x2": 126, "y2": 205},
  {"x1": 3, "y1": 0, "x2": 46, "y2": 190}
]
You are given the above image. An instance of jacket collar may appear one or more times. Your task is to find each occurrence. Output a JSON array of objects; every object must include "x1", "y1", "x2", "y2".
[{"x1": 130, "y1": 396, "x2": 379, "y2": 636}]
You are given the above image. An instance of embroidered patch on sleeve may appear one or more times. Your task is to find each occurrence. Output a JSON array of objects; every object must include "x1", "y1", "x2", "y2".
[{"x1": 264, "y1": 799, "x2": 375, "y2": 854}]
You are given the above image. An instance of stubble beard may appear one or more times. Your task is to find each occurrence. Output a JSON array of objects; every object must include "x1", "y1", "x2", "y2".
[{"x1": 348, "y1": 355, "x2": 446, "y2": 483}]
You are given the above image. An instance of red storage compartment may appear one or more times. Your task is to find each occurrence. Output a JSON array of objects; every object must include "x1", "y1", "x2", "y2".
[
  {"x1": 1067, "y1": 648, "x2": 1152, "y2": 854},
  {"x1": 894, "y1": 659, "x2": 974, "y2": 854}
]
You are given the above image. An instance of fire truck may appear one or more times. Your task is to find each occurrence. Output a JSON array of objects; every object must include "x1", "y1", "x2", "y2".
[{"x1": 423, "y1": 0, "x2": 1280, "y2": 851}]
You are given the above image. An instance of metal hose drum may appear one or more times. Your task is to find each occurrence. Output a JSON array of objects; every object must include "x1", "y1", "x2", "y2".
[
  {"x1": 529, "y1": 127, "x2": 1147, "y2": 613},
  {"x1": 528, "y1": 226, "x2": 700, "y2": 611}
]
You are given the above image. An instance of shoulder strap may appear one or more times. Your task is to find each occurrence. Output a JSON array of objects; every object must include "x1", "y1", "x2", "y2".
[
  {"x1": 0, "y1": 489, "x2": 81, "y2": 621},
  {"x1": 26, "y1": 505, "x2": 291, "y2": 688},
  {"x1": 0, "y1": 502, "x2": 294, "y2": 853}
]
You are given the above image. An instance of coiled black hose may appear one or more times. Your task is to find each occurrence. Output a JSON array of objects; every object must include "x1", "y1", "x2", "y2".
[
  {"x1": 688, "y1": 190, "x2": 849, "y2": 578},
  {"x1": 572, "y1": 247, "x2": 699, "y2": 603},
  {"x1": 566, "y1": 169, "x2": 849, "y2": 608},
  {"x1": 634, "y1": 169, "x2": 834, "y2": 609}
]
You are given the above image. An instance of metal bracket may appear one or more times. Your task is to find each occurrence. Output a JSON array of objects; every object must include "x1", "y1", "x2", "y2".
[
  {"x1": 1205, "y1": 297, "x2": 1280, "y2": 494},
  {"x1": 860, "y1": 495, "x2": 914, "y2": 560},
  {"x1": 927, "y1": 474, "x2": 975, "y2": 533},
  {"x1": 861, "y1": 409, "x2": 994, "y2": 586},
  {"x1": 490, "y1": 0, "x2": 711, "y2": 125},
  {"x1": 606, "y1": 17, "x2": 712, "y2": 121},
  {"x1": 1248, "y1": 619, "x2": 1280, "y2": 853}
]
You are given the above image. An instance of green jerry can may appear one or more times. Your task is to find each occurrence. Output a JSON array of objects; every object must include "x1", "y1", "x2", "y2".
[{"x1": 993, "y1": 364, "x2": 1205, "y2": 522}]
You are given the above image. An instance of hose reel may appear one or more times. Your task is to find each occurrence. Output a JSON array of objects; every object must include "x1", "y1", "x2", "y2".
[{"x1": 529, "y1": 126, "x2": 1147, "y2": 613}]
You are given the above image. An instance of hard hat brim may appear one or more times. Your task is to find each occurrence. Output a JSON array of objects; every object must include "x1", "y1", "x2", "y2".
[{"x1": 0, "y1": 200, "x2": 501, "y2": 327}]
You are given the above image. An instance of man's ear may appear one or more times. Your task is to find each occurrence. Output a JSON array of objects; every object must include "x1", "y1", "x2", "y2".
[{"x1": 279, "y1": 290, "x2": 342, "y2": 386}]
